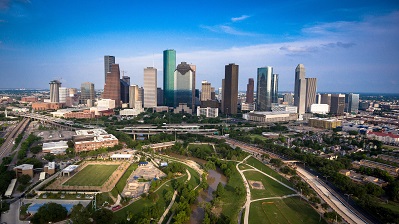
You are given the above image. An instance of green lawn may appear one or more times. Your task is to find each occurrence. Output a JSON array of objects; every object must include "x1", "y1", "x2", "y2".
[
  {"x1": 238, "y1": 163, "x2": 252, "y2": 170},
  {"x1": 219, "y1": 161, "x2": 246, "y2": 223},
  {"x1": 63, "y1": 164, "x2": 119, "y2": 186},
  {"x1": 249, "y1": 197, "x2": 326, "y2": 224},
  {"x1": 111, "y1": 163, "x2": 138, "y2": 197},
  {"x1": 246, "y1": 157, "x2": 293, "y2": 187},
  {"x1": 244, "y1": 171, "x2": 295, "y2": 200}
]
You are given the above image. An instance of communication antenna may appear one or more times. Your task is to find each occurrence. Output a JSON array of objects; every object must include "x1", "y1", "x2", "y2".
[{"x1": 152, "y1": 53, "x2": 155, "y2": 68}]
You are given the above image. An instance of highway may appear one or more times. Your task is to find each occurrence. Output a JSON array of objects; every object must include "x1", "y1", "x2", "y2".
[
  {"x1": 0, "y1": 118, "x2": 30, "y2": 159},
  {"x1": 212, "y1": 136, "x2": 373, "y2": 224}
]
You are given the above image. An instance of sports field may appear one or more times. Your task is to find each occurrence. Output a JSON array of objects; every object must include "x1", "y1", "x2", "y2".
[
  {"x1": 244, "y1": 170, "x2": 295, "y2": 199},
  {"x1": 249, "y1": 197, "x2": 326, "y2": 224},
  {"x1": 64, "y1": 164, "x2": 119, "y2": 186}
]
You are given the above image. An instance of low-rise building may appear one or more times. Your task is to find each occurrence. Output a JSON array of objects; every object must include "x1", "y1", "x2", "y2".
[
  {"x1": 366, "y1": 131, "x2": 399, "y2": 145},
  {"x1": 310, "y1": 104, "x2": 329, "y2": 114},
  {"x1": 44, "y1": 162, "x2": 56, "y2": 175},
  {"x1": 241, "y1": 102, "x2": 256, "y2": 111},
  {"x1": 354, "y1": 159, "x2": 399, "y2": 177},
  {"x1": 308, "y1": 117, "x2": 342, "y2": 129},
  {"x1": 271, "y1": 104, "x2": 298, "y2": 113},
  {"x1": 120, "y1": 108, "x2": 144, "y2": 116},
  {"x1": 174, "y1": 103, "x2": 192, "y2": 114},
  {"x1": 14, "y1": 164, "x2": 34, "y2": 177},
  {"x1": 42, "y1": 141, "x2": 68, "y2": 154},
  {"x1": 197, "y1": 107, "x2": 218, "y2": 118},
  {"x1": 32, "y1": 102, "x2": 63, "y2": 111},
  {"x1": 74, "y1": 129, "x2": 119, "y2": 152},
  {"x1": 243, "y1": 111, "x2": 298, "y2": 123}
]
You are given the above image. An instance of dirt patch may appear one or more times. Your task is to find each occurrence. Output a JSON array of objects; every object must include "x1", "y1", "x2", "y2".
[{"x1": 248, "y1": 180, "x2": 265, "y2": 190}]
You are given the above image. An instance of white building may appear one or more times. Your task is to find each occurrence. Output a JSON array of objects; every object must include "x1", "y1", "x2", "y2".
[
  {"x1": 271, "y1": 104, "x2": 298, "y2": 113},
  {"x1": 120, "y1": 108, "x2": 144, "y2": 116},
  {"x1": 97, "y1": 99, "x2": 115, "y2": 110},
  {"x1": 59, "y1": 87, "x2": 69, "y2": 103},
  {"x1": 42, "y1": 141, "x2": 68, "y2": 154},
  {"x1": 197, "y1": 107, "x2": 218, "y2": 118},
  {"x1": 243, "y1": 111, "x2": 298, "y2": 123},
  {"x1": 241, "y1": 102, "x2": 256, "y2": 111},
  {"x1": 144, "y1": 67, "x2": 157, "y2": 108},
  {"x1": 310, "y1": 104, "x2": 329, "y2": 114}
]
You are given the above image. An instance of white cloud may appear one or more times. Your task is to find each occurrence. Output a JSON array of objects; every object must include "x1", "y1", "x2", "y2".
[
  {"x1": 200, "y1": 24, "x2": 257, "y2": 36},
  {"x1": 231, "y1": 15, "x2": 250, "y2": 22}
]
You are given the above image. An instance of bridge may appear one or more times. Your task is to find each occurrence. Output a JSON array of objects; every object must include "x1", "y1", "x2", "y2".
[{"x1": 20, "y1": 113, "x2": 77, "y2": 131}]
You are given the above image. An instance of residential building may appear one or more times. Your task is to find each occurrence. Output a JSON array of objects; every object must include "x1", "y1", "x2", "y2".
[
  {"x1": 144, "y1": 67, "x2": 157, "y2": 108},
  {"x1": 366, "y1": 131, "x2": 399, "y2": 145},
  {"x1": 163, "y1": 49, "x2": 176, "y2": 107},
  {"x1": 223, "y1": 63, "x2": 239, "y2": 114}
]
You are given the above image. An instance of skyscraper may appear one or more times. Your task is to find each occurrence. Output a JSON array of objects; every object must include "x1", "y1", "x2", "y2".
[
  {"x1": 256, "y1": 67, "x2": 278, "y2": 111},
  {"x1": 120, "y1": 78, "x2": 130, "y2": 104},
  {"x1": 144, "y1": 67, "x2": 157, "y2": 108},
  {"x1": 59, "y1": 87, "x2": 68, "y2": 104},
  {"x1": 104, "y1": 55, "x2": 115, "y2": 82},
  {"x1": 174, "y1": 62, "x2": 195, "y2": 110},
  {"x1": 163, "y1": 49, "x2": 176, "y2": 107},
  {"x1": 305, "y1": 78, "x2": 317, "y2": 112},
  {"x1": 49, "y1": 80, "x2": 61, "y2": 103},
  {"x1": 331, "y1": 94, "x2": 345, "y2": 115},
  {"x1": 80, "y1": 82, "x2": 95, "y2": 105},
  {"x1": 201, "y1": 81, "x2": 212, "y2": 101},
  {"x1": 246, "y1": 78, "x2": 254, "y2": 103},
  {"x1": 103, "y1": 64, "x2": 121, "y2": 107},
  {"x1": 294, "y1": 64, "x2": 306, "y2": 115},
  {"x1": 283, "y1": 93, "x2": 294, "y2": 105},
  {"x1": 223, "y1": 63, "x2": 239, "y2": 114},
  {"x1": 157, "y1": 88, "x2": 164, "y2": 106},
  {"x1": 129, "y1": 85, "x2": 141, "y2": 109},
  {"x1": 345, "y1": 93, "x2": 359, "y2": 114}
]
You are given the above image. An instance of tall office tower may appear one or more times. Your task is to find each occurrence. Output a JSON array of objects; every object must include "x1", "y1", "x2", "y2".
[
  {"x1": 211, "y1": 87, "x2": 216, "y2": 100},
  {"x1": 272, "y1": 74, "x2": 279, "y2": 104},
  {"x1": 103, "y1": 64, "x2": 121, "y2": 107},
  {"x1": 49, "y1": 80, "x2": 61, "y2": 103},
  {"x1": 218, "y1": 87, "x2": 223, "y2": 100},
  {"x1": 138, "y1": 87, "x2": 144, "y2": 108},
  {"x1": 69, "y1": 88, "x2": 77, "y2": 97},
  {"x1": 294, "y1": 64, "x2": 306, "y2": 115},
  {"x1": 330, "y1": 94, "x2": 345, "y2": 115},
  {"x1": 174, "y1": 62, "x2": 195, "y2": 110},
  {"x1": 246, "y1": 78, "x2": 254, "y2": 103},
  {"x1": 120, "y1": 78, "x2": 130, "y2": 104},
  {"x1": 223, "y1": 63, "x2": 239, "y2": 114},
  {"x1": 256, "y1": 67, "x2": 278, "y2": 111},
  {"x1": 320, "y1": 94, "x2": 332, "y2": 106},
  {"x1": 144, "y1": 67, "x2": 157, "y2": 108},
  {"x1": 104, "y1": 55, "x2": 115, "y2": 82},
  {"x1": 345, "y1": 93, "x2": 359, "y2": 114},
  {"x1": 157, "y1": 88, "x2": 164, "y2": 106},
  {"x1": 305, "y1": 78, "x2": 317, "y2": 112},
  {"x1": 59, "y1": 87, "x2": 68, "y2": 103},
  {"x1": 201, "y1": 81, "x2": 212, "y2": 101},
  {"x1": 122, "y1": 76, "x2": 130, "y2": 85},
  {"x1": 283, "y1": 93, "x2": 294, "y2": 105},
  {"x1": 80, "y1": 82, "x2": 95, "y2": 105},
  {"x1": 163, "y1": 49, "x2": 176, "y2": 107},
  {"x1": 129, "y1": 85, "x2": 141, "y2": 109},
  {"x1": 315, "y1": 93, "x2": 321, "y2": 104}
]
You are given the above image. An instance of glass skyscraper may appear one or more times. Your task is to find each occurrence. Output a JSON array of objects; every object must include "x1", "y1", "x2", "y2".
[
  {"x1": 256, "y1": 66, "x2": 278, "y2": 111},
  {"x1": 163, "y1": 49, "x2": 176, "y2": 107},
  {"x1": 174, "y1": 62, "x2": 195, "y2": 109}
]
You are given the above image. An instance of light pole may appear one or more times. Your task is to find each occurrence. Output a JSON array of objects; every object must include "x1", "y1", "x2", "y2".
[
  {"x1": 323, "y1": 175, "x2": 329, "y2": 182},
  {"x1": 344, "y1": 193, "x2": 352, "y2": 203}
]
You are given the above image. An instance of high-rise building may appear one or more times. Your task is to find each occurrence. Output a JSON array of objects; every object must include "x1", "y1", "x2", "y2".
[
  {"x1": 104, "y1": 55, "x2": 115, "y2": 82},
  {"x1": 246, "y1": 78, "x2": 254, "y2": 103},
  {"x1": 174, "y1": 62, "x2": 195, "y2": 110},
  {"x1": 163, "y1": 49, "x2": 176, "y2": 107},
  {"x1": 315, "y1": 93, "x2": 321, "y2": 104},
  {"x1": 345, "y1": 93, "x2": 359, "y2": 114},
  {"x1": 58, "y1": 87, "x2": 68, "y2": 104},
  {"x1": 138, "y1": 87, "x2": 144, "y2": 108},
  {"x1": 144, "y1": 67, "x2": 157, "y2": 108},
  {"x1": 294, "y1": 64, "x2": 306, "y2": 115},
  {"x1": 157, "y1": 88, "x2": 164, "y2": 106},
  {"x1": 218, "y1": 87, "x2": 223, "y2": 101},
  {"x1": 305, "y1": 78, "x2": 317, "y2": 112},
  {"x1": 69, "y1": 88, "x2": 77, "y2": 97},
  {"x1": 223, "y1": 63, "x2": 239, "y2": 114},
  {"x1": 283, "y1": 93, "x2": 294, "y2": 105},
  {"x1": 103, "y1": 64, "x2": 121, "y2": 107},
  {"x1": 256, "y1": 67, "x2": 278, "y2": 111},
  {"x1": 330, "y1": 94, "x2": 345, "y2": 115},
  {"x1": 211, "y1": 87, "x2": 216, "y2": 100},
  {"x1": 201, "y1": 81, "x2": 212, "y2": 101},
  {"x1": 120, "y1": 78, "x2": 130, "y2": 104},
  {"x1": 49, "y1": 80, "x2": 61, "y2": 103},
  {"x1": 129, "y1": 85, "x2": 141, "y2": 109},
  {"x1": 80, "y1": 82, "x2": 95, "y2": 105}
]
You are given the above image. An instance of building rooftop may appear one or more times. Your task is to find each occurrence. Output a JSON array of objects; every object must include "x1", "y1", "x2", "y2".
[
  {"x1": 62, "y1": 165, "x2": 79, "y2": 173},
  {"x1": 14, "y1": 164, "x2": 34, "y2": 170},
  {"x1": 43, "y1": 141, "x2": 68, "y2": 149},
  {"x1": 75, "y1": 129, "x2": 108, "y2": 136}
]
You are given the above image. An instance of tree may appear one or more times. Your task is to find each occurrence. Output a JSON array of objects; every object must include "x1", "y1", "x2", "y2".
[
  {"x1": 214, "y1": 182, "x2": 225, "y2": 198},
  {"x1": 67, "y1": 140, "x2": 74, "y2": 148},
  {"x1": 43, "y1": 153, "x2": 55, "y2": 162},
  {"x1": 70, "y1": 204, "x2": 90, "y2": 224},
  {"x1": 93, "y1": 208, "x2": 114, "y2": 224},
  {"x1": 31, "y1": 203, "x2": 67, "y2": 224},
  {"x1": 18, "y1": 174, "x2": 31, "y2": 185}
]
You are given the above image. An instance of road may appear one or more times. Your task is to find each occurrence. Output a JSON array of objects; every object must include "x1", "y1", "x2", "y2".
[
  {"x1": 0, "y1": 118, "x2": 30, "y2": 160},
  {"x1": 213, "y1": 136, "x2": 372, "y2": 224}
]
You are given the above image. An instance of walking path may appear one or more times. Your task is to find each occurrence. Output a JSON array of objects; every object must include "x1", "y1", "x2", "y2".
[{"x1": 251, "y1": 194, "x2": 299, "y2": 203}]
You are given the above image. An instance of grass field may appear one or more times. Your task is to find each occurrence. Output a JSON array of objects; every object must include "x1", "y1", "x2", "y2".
[
  {"x1": 64, "y1": 164, "x2": 119, "y2": 186},
  {"x1": 111, "y1": 163, "x2": 138, "y2": 197},
  {"x1": 244, "y1": 171, "x2": 295, "y2": 200},
  {"x1": 246, "y1": 157, "x2": 293, "y2": 187},
  {"x1": 238, "y1": 163, "x2": 252, "y2": 170},
  {"x1": 249, "y1": 198, "x2": 326, "y2": 224}
]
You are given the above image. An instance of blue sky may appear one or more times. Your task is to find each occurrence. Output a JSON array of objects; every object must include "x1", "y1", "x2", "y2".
[{"x1": 0, "y1": 0, "x2": 398, "y2": 93}]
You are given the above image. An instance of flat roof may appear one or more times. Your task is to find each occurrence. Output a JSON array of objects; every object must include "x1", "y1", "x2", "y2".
[
  {"x1": 5, "y1": 179, "x2": 17, "y2": 197},
  {"x1": 62, "y1": 165, "x2": 79, "y2": 173},
  {"x1": 46, "y1": 162, "x2": 55, "y2": 169},
  {"x1": 39, "y1": 172, "x2": 46, "y2": 181},
  {"x1": 110, "y1": 154, "x2": 132, "y2": 159},
  {"x1": 14, "y1": 164, "x2": 34, "y2": 170},
  {"x1": 75, "y1": 129, "x2": 107, "y2": 136},
  {"x1": 43, "y1": 141, "x2": 68, "y2": 149}
]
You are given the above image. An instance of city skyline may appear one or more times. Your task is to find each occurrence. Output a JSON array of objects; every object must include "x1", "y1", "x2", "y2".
[{"x1": 0, "y1": 1, "x2": 398, "y2": 93}]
